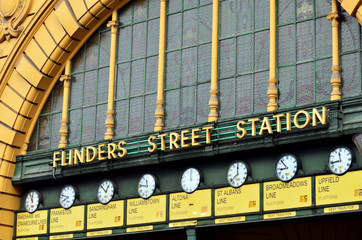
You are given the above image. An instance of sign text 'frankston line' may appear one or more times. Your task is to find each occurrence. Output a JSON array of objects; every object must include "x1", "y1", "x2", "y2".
[{"x1": 53, "y1": 107, "x2": 327, "y2": 168}]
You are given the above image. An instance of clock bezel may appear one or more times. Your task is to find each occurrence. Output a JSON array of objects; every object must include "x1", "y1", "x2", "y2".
[
  {"x1": 180, "y1": 167, "x2": 203, "y2": 194},
  {"x1": 59, "y1": 185, "x2": 79, "y2": 209},
  {"x1": 24, "y1": 190, "x2": 42, "y2": 213},
  {"x1": 226, "y1": 160, "x2": 250, "y2": 188},
  {"x1": 328, "y1": 146, "x2": 354, "y2": 175},
  {"x1": 97, "y1": 179, "x2": 118, "y2": 204},
  {"x1": 275, "y1": 153, "x2": 300, "y2": 182},
  {"x1": 137, "y1": 173, "x2": 159, "y2": 199}
]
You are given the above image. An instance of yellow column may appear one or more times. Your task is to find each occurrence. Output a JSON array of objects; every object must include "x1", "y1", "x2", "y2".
[
  {"x1": 267, "y1": 0, "x2": 278, "y2": 112},
  {"x1": 327, "y1": 0, "x2": 342, "y2": 101},
  {"x1": 105, "y1": 10, "x2": 118, "y2": 139},
  {"x1": 59, "y1": 60, "x2": 71, "y2": 148},
  {"x1": 208, "y1": 0, "x2": 219, "y2": 122},
  {"x1": 154, "y1": 0, "x2": 167, "y2": 131}
]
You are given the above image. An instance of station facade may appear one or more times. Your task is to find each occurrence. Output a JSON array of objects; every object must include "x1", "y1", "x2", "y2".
[{"x1": 1, "y1": 0, "x2": 362, "y2": 239}]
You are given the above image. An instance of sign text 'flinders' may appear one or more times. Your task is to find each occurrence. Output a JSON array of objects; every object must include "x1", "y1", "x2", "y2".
[{"x1": 53, "y1": 107, "x2": 327, "y2": 168}]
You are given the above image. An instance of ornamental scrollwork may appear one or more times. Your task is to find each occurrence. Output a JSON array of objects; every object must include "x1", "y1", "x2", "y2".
[{"x1": 0, "y1": 0, "x2": 30, "y2": 43}]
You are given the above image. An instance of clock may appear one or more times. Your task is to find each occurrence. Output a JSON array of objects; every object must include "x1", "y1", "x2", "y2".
[
  {"x1": 181, "y1": 167, "x2": 202, "y2": 194},
  {"x1": 97, "y1": 179, "x2": 117, "y2": 204},
  {"x1": 275, "y1": 154, "x2": 299, "y2": 182},
  {"x1": 138, "y1": 174, "x2": 158, "y2": 199},
  {"x1": 227, "y1": 161, "x2": 249, "y2": 188},
  {"x1": 24, "y1": 190, "x2": 42, "y2": 213},
  {"x1": 59, "y1": 185, "x2": 78, "y2": 209},
  {"x1": 328, "y1": 146, "x2": 353, "y2": 175}
]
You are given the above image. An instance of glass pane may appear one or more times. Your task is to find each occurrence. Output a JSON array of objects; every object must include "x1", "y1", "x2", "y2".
[
  {"x1": 165, "y1": 51, "x2": 180, "y2": 89},
  {"x1": 118, "y1": 2, "x2": 132, "y2": 25},
  {"x1": 165, "y1": 90, "x2": 179, "y2": 128},
  {"x1": 181, "y1": 47, "x2": 197, "y2": 86},
  {"x1": 85, "y1": 33, "x2": 98, "y2": 70},
  {"x1": 341, "y1": 13, "x2": 360, "y2": 53},
  {"x1": 68, "y1": 109, "x2": 81, "y2": 145},
  {"x1": 279, "y1": 66, "x2": 295, "y2": 108},
  {"x1": 130, "y1": 59, "x2": 145, "y2": 96},
  {"x1": 196, "y1": 83, "x2": 209, "y2": 123},
  {"x1": 132, "y1": 22, "x2": 146, "y2": 59},
  {"x1": 220, "y1": 0, "x2": 236, "y2": 39},
  {"x1": 28, "y1": 127, "x2": 37, "y2": 151},
  {"x1": 180, "y1": 87, "x2": 195, "y2": 126},
  {"x1": 99, "y1": 31, "x2": 111, "y2": 67},
  {"x1": 278, "y1": 25, "x2": 295, "y2": 66},
  {"x1": 95, "y1": 104, "x2": 107, "y2": 141},
  {"x1": 316, "y1": 58, "x2": 332, "y2": 102},
  {"x1": 116, "y1": 63, "x2": 131, "y2": 99},
  {"x1": 253, "y1": 71, "x2": 269, "y2": 113},
  {"x1": 134, "y1": 0, "x2": 147, "y2": 22},
  {"x1": 297, "y1": 21, "x2": 314, "y2": 62},
  {"x1": 183, "y1": 9, "x2": 198, "y2": 47},
  {"x1": 70, "y1": 73, "x2": 83, "y2": 109},
  {"x1": 81, "y1": 107, "x2": 95, "y2": 143},
  {"x1": 219, "y1": 38, "x2": 235, "y2": 79},
  {"x1": 219, "y1": 78, "x2": 234, "y2": 119},
  {"x1": 167, "y1": 13, "x2": 182, "y2": 50},
  {"x1": 316, "y1": 17, "x2": 332, "y2": 58},
  {"x1": 146, "y1": 56, "x2": 158, "y2": 93},
  {"x1": 71, "y1": 47, "x2": 85, "y2": 73},
  {"x1": 38, "y1": 116, "x2": 50, "y2": 150},
  {"x1": 147, "y1": 18, "x2": 160, "y2": 56},
  {"x1": 98, "y1": 67, "x2": 109, "y2": 103},
  {"x1": 236, "y1": 75, "x2": 253, "y2": 116},
  {"x1": 237, "y1": 34, "x2": 253, "y2": 74},
  {"x1": 296, "y1": 0, "x2": 314, "y2": 20},
  {"x1": 168, "y1": 0, "x2": 182, "y2": 14},
  {"x1": 129, "y1": 97, "x2": 143, "y2": 134},
  {"x1": 255, "y1": 0, "x2": 269, "y2": 30},
  {"x1": 316, "y1": 0, "x2": 330, "y2": 17},
  {"x1": 296, "y1": 62, "x2": 314, "y2": 105},
  {"x1": 199, "y1": 5, "x2": 212, "y2": 44},
  {"x1": 198, "y1": 43, "x2": 212, "y2": 83},
  {"x1": 114, "y1": 99, "x2": 129, "y2": 137},
  {"x1": 278, "y1": 0, "x2": 294, "y2": 25},
  {"x1": 341, "y1": 53, "x2": 361, "y2": 97},
  {"x1": 184, "y1": 0, "x2": 198, "y2": 9},
  {"x1": 254, "y1": 30, "x2": 269, "y2": 70},
  {"x1": 144, "y1": 94, "x2": 157, "y2": 132},
  {"x1": 83, "y1": 70, "x2": 97, "y2": 105},
  {"x1": 117, "y1": 26, "x2": 132, "y2": 62},
  {"x1": 237, "y1": 0, "x2": 253, "y2": 34},
  {"x1": 51, "y1": 113, "x2": 61, "y2": 149},
  {"x1": 148, "y1": 0, "x2": 160, "y2": 19}
]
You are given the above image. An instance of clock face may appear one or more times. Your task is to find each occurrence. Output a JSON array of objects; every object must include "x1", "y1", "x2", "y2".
[
  {"x1": 59, "y1": 185, "x2": 77, "y2": 209},
  {"x1": 181, "y1": 168, "x2": 201, "y2": 194},
  {"x1": 276, "y1": 154, "x2": 299, "y2": 182},
  {"x1": 328, "y1": 146, "x2": 353, "y2": 175},
  {"x1": 138, "y1": 174, "x2": 157, "y2": 199},
  {"x1": 97, "y1": 179, "x2": 116, "y2": 204},
  {"x1": 25, "y1": 190, "x2": 41, "y2": 213},
  {"x1": 227, "y1": 161, "x2": 249, "y2": 188}
]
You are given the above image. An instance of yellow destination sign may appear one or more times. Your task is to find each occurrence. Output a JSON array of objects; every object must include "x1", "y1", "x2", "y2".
[
  {"x1": 16, "y1": 238, "x2": 38, "y2": 240},
  {"x1": 263, "y1": 177, "x2": 312, "y2": 211},
  {"x1": 86, "y1": 230, "x2": 112, "y2": 237},
  {"x1": 127, "y1": 195, "x2": 166, "y2": 225},
  {"x1": 169, "y1": 189, "x2": 211, "y2": 221},
  {"x1": 49, "y1": 234, "x2": 73, "y2": 240},
  {"x1": 215, "y1": 216, "x2": 245, "y2": 224},
  {"x1": 214, "y1": 183, "x2": 260, "y2": 216},
  {"x1": 324, "y1": 204, "x2": 359, "y2": 213},
  {"x1": 264, "y1": 211, "x2": 296, "y2": 219},
  {"x1": 16, "y1": 210, "x2": 47, "y2": 236},
  {"x1": 316, "y1": 171, "x2": 362, "y2": 206},
  {"x1": 87, "y1": 200, "x2": 124, "y2": 230},
  {"x1": 49, "y1": 206, "x2": 84, "y2": 233}
]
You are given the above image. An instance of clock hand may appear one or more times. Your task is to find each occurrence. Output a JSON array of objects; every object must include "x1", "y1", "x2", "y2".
[
  {"x1": 338, "y1": 151, "x2": 342, "y2": 162},
  {"x1": 281, "y1": 160, "x2": 288, "y2": 169},
  {"x1": 330, "y1": 160, "x2": 340, "y2": 164},
  {"x1": 139, "y1": 184, "x2": 147, "y2": 187},
  {"x1": 105, "y1": 184, "x2": 110, "y2": 193},
  {"x1": 101, "y1": 185, "x2": 107, "y2": 192},
  {"x1": 30, "y1": 193, "x2": 33, "y2": 203},
  {"x1": 61, "y1": 194, "x2": 69, "y2": 200},
  {"x1": 278, "y1": 167, "x2": 287, "y2": 171}
]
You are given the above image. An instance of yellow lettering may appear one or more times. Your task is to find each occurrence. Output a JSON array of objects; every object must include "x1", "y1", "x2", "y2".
[
  {"x1": 202, "y1": 126, "x2": 214, "y2": 144},
  {"x1": 259, "y1": 117, "x2": 273, "y2": 135},
  {"x1": 294, "y1": 110, "x2": 311, "y2": 129},
  {"x1": 74, "y1": 148, "x2": 85, "y2": 164},
  {"x1": 61, "y1": 151, "x2": 68, "y2": 166},
  {"x1": 248, "y1": 118, "x2": 260, "y2": 136},
  {"x1": 169, "y1": 132, "x2": 180, "y2": 150},
  {"x1": 86, "y1": 146, "x2": 97, "y2": 162},
  {"x1": 312, "y1": 107, "x2": 327, "y2": 126},
  {"x1": 53, "y1": 151, "x2": 61, "y2": 168},
  {"x1": 236, "y1": 121, "x2": 247, "y2": 138},
  {"x1": 98, "y1": 144, "x2": 107, "y2": 160},
  {"x1": 192, "y1": 128, "x2": 201, "y2": 146},
  {"x1": 148, "y1": 136, "x2": 157, "y2": 153},
  {"x1": 181, "y1": 130, "x2": 190, "y2": 148},
  {"x1": 158, "y1": 133, "x2": 168, "y2": 151},
  {"x1": 108, "y1": 143, "x2": 117, "y2": 159},
  {"x1": 68, "y1": 149, "x2": 74, "y2": 165},
  {"x1": 286, "y1": 112, "x2": 292, "y2": 131},
  {"x1": 117, "y1": 141, "x2": 127, "y2": 157},
  {"x1": 273, "y1": 114, "x2": 285, "y2": 133}
]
